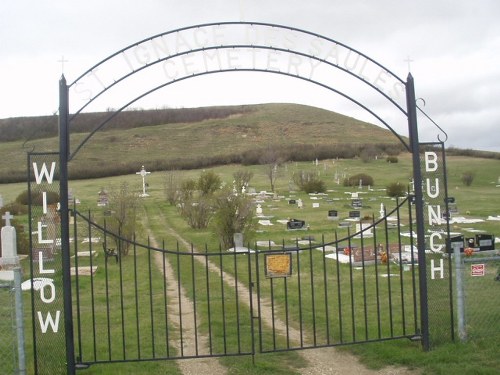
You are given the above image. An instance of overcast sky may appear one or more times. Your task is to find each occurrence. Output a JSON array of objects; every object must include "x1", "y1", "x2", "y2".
[{"x1": 1, "y1": 1, "x2": 499, "y2": 151}]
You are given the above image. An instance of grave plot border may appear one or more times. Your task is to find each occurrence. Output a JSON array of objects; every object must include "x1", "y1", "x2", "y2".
[{"x1": 26, "y1": 21, "x2": 453, "y2": 374}]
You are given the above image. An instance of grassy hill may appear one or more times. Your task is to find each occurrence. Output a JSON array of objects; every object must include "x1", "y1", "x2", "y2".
[{"x1": 0, "y1": 103, "x2": 405, "y2": 183}]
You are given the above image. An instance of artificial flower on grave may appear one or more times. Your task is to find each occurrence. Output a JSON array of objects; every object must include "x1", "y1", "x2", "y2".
[{"x1": 464, "y1": 247, "x2": 474, "y2": 257}]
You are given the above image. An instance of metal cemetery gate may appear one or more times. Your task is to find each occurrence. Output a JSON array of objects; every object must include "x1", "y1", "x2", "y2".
[
  {"x1": 68, "y1": 197, "x2": 421, "y2": 368},
  {"x1": 27, "y1": 22, "x2": 454, "y2": 374}
]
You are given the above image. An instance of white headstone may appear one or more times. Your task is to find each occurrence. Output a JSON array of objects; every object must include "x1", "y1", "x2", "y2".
[
  {"x1": 380, "y1": 203, "x2": 385, "y2": 219},
  {"x1": 297, "y1": 199, "x2": 303, "y2": 209},
  {"x1": 233, "y1": 233, "x2": 243, "y2": 248},
  {"x1": 1, "y1": 211, "x2": 18, "y2": 268},
  {"x1": 256, "y1": 204, "x2": 263, "y2": 216}
]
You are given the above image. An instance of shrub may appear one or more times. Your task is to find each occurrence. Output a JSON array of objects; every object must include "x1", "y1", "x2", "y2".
[
  {"x1": 386, "y1": 182, "x2": 407, "y2": 197},
  {"x1": 461, "y1": 171, "x2": 475, "y2": 186},
  {"x1": 197, "y1": 170, "x2": 222, "y2": 196},
  {"x1": 293, "y1": 170, "x2": 326, "y2": 193},
  {"x1": 386, "y1": 156, "x2": 398, "y2": 163},
  {"x1": 15, "y1": 190, "x2": 59, "y2": 206},
  {"x1": 344, "y1": 173, "x2": 374, "y2": 187}
]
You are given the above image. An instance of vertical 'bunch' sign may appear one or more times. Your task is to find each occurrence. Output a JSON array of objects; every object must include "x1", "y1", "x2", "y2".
[{"x1": 29, "y1": 153, "x2": 66, "y2": 375}]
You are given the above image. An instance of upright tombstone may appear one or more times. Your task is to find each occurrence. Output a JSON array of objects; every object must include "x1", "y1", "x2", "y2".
[
  {"x1": 0, "y1": 194, "x2": 3, "y2": 209},
  {"x1": 1, "y1": 212, "x2": 18, "y2": 271}
]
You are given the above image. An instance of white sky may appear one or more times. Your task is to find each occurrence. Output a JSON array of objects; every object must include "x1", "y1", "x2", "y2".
[{"x1": 1, "y1": 0, "x2": 499, "y2": 151}]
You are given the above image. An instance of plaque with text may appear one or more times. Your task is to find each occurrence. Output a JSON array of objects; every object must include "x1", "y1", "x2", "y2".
[{"x1": 265, "y1": 253, "x2": 292, "y2": 278}]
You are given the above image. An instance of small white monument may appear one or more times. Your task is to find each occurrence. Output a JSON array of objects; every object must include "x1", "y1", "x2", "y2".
[
  {"x1": 1, "y1": 211, "x2": 18, "y2": 280},
  {"x1": 380, "y1": 203, "x2": 385, "y2": 219},
  {"x1": 136, "y1": 165, "x2": 151, "y2": 197},
  {"x1": 256, "y1": 204, "x2": 263, "y2": 216},
  {"x1": 297, "y1": 198, "x2": 303, "y2": 209}
]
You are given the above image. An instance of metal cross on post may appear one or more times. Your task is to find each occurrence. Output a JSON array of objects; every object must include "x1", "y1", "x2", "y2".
[
  {"x1": 136, "y1": 165, "x2": 151, "y2": 197},
  {"x1": 2, "y1": 211, "x2": 13, "y2": 227},
  {"x1": 404, "y1": 55, "x2": 414, "y2": 72},
  {"x1": 57, "y1": 55, "x2": 69, "y2": 74}
]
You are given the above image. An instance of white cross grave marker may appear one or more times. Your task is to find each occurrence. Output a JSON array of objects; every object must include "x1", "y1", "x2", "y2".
[
  {"x1": 2, "y1": 211, "x2": 13, "y2": 226},
  {"x1": 136, "y1": 166, "x2": 151, "y2": 197}
]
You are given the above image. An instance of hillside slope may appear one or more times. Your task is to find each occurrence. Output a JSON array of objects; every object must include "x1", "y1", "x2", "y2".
[{"x1": 0, "y1": 103, "x2": 404, "y2": 182}]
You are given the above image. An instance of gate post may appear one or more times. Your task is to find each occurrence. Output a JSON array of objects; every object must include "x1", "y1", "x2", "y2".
[
  {"x1": 406, "y1": 73, "x2": 430, "y2": 350},
  {"x1": 59, "y1": 75, "x2": 76, "y2": 374}
]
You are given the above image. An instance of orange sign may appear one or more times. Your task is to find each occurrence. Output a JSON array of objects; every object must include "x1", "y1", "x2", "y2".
[{"x1": 265, "y1": 253, "x2": 292, "y2": 278}]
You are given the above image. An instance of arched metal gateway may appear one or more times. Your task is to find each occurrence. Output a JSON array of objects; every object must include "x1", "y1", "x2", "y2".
[{"x1": 27, "y1": 22, "x2": 454, "y2": 374}]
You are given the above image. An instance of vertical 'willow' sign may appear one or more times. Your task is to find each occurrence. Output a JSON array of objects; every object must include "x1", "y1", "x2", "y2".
[{"x1": 29, "y1": 152, "x2": 66, "y2": 375}]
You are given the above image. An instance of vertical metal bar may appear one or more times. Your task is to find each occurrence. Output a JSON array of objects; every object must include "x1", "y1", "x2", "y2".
[
  {"x1": 384, "y1": 212, "x2": 394, "y2": 337},
  {"x1": 372, "y1": 222, "x2": 382, "y2": 339},
  {"x1": 103, "y1": 226, "x2": 112, "y2": 360},
  {"x1": 334, "y1": 231, "x2": 343, "y2": 343},
  {"x1": 87, "y1": 213, "x2": 97, "y2": 360},
  {"x1": 162, "y1": 241, "x2": 170, "y2": 357},
  {"x1": 396, "y1": 199, "x2": 407, "y2": 335},
  {"x1": 176, "y1": 242, "x2": 183, "y2": 357},
  {"x1": 308, "y1": 240, "x2": 317, "y2": 346},
  {"x1": 284, "y1": 272, "x2": 290, "y2": 348},
  {"x1": 233, "y1": 249, "x2": 241, "y2": 353},
  {"x1": 407, "y1": 73, "x2": 430, "y2": 350},
  {"x1": 133, "y1": 238, "x2": 140, "y2": 358},
  {"x1": 73, "y1": 209, "x2": 82, "y2": 361},
  {"x1": 321, "y1": 235, "x2": 330, "y2": 345},
  {"x1": 190, "y1": 244, "x2": 198, "y2": 356},
  {"x1": 347, "y1": 228, "x2": 356, "y2": 341},
  {"x1": 118, "y1": 229, "x2": 126, "y2": 359},
  {"x1": 59, "y1": 75, "x2": 76, "y2": 374},
  {"x1": 204, "y1": 245, "x2": 213, "y2": 355},
  {"x1": 255, "y1": 247, "x2": 263, "y2": 353},
  {"x1": 360, "y1": 221, "x2": 368, "y2": 341},
  {"x1": 407, "y1": 197, "x2": 419, "y2": 334},
  {"x1": 219, "y1": 248, "x2": 227, "y2": 354},
  {"x1": 14, "y1": 268, "x2": 26, "y2": 375},
  {"x1": 270, "y1": 277, "x2": 276, "y2": 350},
  {"x1": 148, "y1": 238, "x2": 155, "y2": 358},
  {"x1": 247, "y1": 245, "x2": 255, "y2": 359},
  {"x1": 296, "y1": 241, "x2": 304, "y2": 346}
]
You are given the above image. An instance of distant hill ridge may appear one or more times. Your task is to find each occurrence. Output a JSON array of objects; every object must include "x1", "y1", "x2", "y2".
[{"x1": 0, "y1": 103, "x2": 410, "y2": 183}]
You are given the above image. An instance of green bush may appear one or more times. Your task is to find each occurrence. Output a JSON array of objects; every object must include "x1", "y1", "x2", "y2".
[
  {"x1": 293, "y1": 170, "x2": 326, "y2": 193},
  {"x1": 386, "y1": 182, "x2": 407, "y2": 197},
  {"x1": 344, "y1": 173, "x2": 374, "y2": 187},
  {"x1": 386, "y1": 156, "x2": 398, "y2": 163},
  {"x1": 15, "y1": 190, "x2": 59, "y2": 206}
]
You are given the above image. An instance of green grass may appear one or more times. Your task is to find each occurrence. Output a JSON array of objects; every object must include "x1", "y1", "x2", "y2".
[{"x1": 2, "y1": 154, "x2": 500, "y2": 374}]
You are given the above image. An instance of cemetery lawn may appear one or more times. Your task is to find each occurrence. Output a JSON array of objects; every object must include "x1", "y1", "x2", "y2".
[{"x1": 3, "y1": 153, "x2": 500, "y2": 374}]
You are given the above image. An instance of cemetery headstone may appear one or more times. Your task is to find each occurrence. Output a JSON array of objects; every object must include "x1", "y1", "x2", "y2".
[
  {"x1": 475, "y1": 234, "x2": 495, "y2": 251},
  {"x1": 327, "y1": 210, "x2": 339, "y2": 220},
  {"x1": 288, "y1": 199, "x2": 296, "y2": 205},
  {"x1": 379, "y1": 203, "x2": 385, "y2": 219},
  {"x1": 297, "y1": 199, "x2": 303, "y2": 209},
  {"x1": 352, "y1": 199, "x2": 362, "y2": 209},
  {"x1": 449, "y1": 235, "x2": 464, "y2": 253},
  {"x1": 256, "y1": 204, "x2": 263, "y2": 216},
  {"x1": 349, "y1": 210, "x2": 361, "y2": 219},
  {"x1": 1, "y1": 212, "x2": 18, "y2": 269},
  {"x1": 97, "y1": 188, "x2": 109, "y2": 207},
  {"x1": 0, "y1": 194, "x2": 3, "y2": 208},
  {"x1": 287, "y1": 219, "x2": 306, "y2": 230},
  {"x1": 233, "y1": 233, "x2": 244, "y2": 248}
]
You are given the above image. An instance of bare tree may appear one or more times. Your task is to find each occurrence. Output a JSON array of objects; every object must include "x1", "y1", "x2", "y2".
[
  {"x1": 259, "y1": 146, "x2": 284, "y2": 192},
  {"x1": 107, "y1": 182, "x2": 139, "y2": 256}
]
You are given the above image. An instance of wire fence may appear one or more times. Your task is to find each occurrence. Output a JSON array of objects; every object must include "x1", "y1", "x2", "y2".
[
  {"x1": 0, "y1": 279, "x2": 18, "y2": 375},
  {"x1": 462, "y1": 255, "x2": 500, "y2": 340}
]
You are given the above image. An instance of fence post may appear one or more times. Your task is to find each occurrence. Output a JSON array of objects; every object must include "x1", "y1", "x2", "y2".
[{"x1": 14, "y1": 267, "x2": 26, "y2": 375}]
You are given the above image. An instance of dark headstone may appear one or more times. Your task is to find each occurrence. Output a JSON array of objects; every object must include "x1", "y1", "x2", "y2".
[
  {"x1": 349, "y1": 210, "x2": 361, "y2": 218},
  {"x1": 288, "y1": 199, "x2": 296, "y2": 204},
  {"x1": 287, "y1": 219, "x2": 305, "y2": 230},
  {"x1": 448, "y1": 235, "x2": 464, "y2": 253},
  {"x1": 476, "y1": 234, "x2": 495, "y2": 251}
]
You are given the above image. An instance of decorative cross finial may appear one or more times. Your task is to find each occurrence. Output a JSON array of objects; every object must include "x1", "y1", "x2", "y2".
[
  {"x1": 2, "y1": 211, "x2": 13, "y2": 227},
  {"x1": 57, "y1": 55, "x2": 69, "y2": 74},
  {"x1": 404, "y1": 55, "x2": 414, "y2": 72}
]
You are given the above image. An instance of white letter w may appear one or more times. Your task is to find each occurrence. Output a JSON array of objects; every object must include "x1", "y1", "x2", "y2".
[{"x1": 33, "y1": 162, "x2": 56, "y2": 184}]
